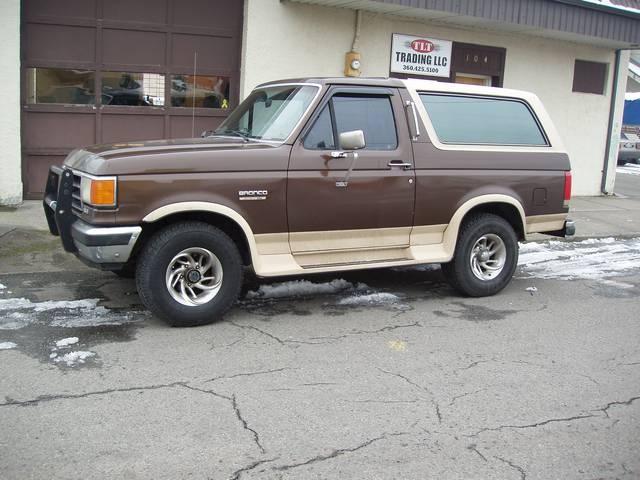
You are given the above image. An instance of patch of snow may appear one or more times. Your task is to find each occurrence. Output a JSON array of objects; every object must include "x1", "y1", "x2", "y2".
[
  {"x1": 600, "y1": 279, "x2": 635, "y2": 289},
  {"x1": 338, "y1": 292, "x2": 401, "y2": 305},
  {"x1": 519, "y1": 237, "x2": 640, "y2": 282},
  {"x1": 0, "y1": 283, "x2": 6, "y2": 290},
  {"x1": 53, "y1": 351, "x2": 95, "y2": 367},
  {"x1": 49, "y1": 352, "x2": 57, "y2": 359},
  {"x1": 0, "y1": 298, "x2": 37, "y2": 311},
  {"x1": 0, "y1": 341, "x2": 17, "y2": 350},
  {"x1": 33, "y1": 299, "x2": 100, "y2": 312},
  {"x1": 618, "y1": 164, "x2": 640, "y2": 176},
  {"x1": 245, "y1": 279, "x2": 354, "y2": 299},
  {"x1": 0, "y1": 312, "x2": 34, "y2": 330},
  {"x1": 49, "y1": 308, "x2": 138, "y2": 327},
  {"x1": 55, "y1": 337, "x2": 79, "y2": 347},
  {"x1": 0, "y1": 297, "x2": 100, "y2": 312},
  {"x1": 525, "y1": 286, "x2": 538, "y2": 293},
  {"x1": 0, "y1": 296, "x2": 139, "y2": 329}
]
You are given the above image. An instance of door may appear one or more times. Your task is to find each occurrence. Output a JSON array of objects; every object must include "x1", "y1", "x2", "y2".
[
  {"x1": 287, "y1": 87, "x2": 415, "y2": 266},
  {"x1": 21, "y1": 0, "x2": 243, "y2": 198}
]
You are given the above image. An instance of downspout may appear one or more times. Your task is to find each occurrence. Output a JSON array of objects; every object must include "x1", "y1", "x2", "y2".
[
  {"x1": 352, "y1": 9, "x2": 362, "y2": 52},
  {"x1": 601, "y1": 49, "x2": 622, "y2": 194},
  {"x1": 344, "y1": 10, "x2": 363, "y2": 77}
]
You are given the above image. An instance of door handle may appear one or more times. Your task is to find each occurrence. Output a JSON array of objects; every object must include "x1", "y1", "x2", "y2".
[{"x1": 387, "y1": 160, "x2": 412, "y2": 169}]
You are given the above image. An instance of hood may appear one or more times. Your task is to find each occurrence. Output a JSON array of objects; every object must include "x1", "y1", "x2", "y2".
[{"x1": 64, "y1": 136, "x2": 282, "y2": 176}]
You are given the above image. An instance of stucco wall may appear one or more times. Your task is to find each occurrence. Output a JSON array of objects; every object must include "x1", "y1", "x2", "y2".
[
  {"x1": 0, "y1": 0, "x2": 22, "y2": 206},
  {"x1": 243, "y1": 0, "x2": 622, "y2": 196}
]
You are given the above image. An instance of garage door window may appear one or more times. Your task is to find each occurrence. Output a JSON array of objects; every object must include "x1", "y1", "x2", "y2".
[
  {"x1": 102, "y1": 72, "x2": 165, "y2": 106},
  {"x1": 420, "y1": 94, "x2": 548, "y2": 146},
  {"x1": 170, "y1": 75, "x2": 230, "y2": 108},
  {"x1": 26, "y1": 68, "x2": 95, "y2": 105}
]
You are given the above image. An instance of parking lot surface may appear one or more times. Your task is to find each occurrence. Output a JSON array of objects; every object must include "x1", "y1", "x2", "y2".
[{"x1": 1, "y1": 228, "x2": 639, "y2": 480}]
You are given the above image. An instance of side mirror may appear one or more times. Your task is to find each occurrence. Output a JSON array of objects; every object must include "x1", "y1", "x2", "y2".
[{"x1": 339, "y1": 130, "x2": 365, "y2": 151}]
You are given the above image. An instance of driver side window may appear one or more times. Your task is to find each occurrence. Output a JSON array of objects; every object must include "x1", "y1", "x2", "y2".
[{"x1": 304, "y1": 93, "x2": 398, "y2": 150}]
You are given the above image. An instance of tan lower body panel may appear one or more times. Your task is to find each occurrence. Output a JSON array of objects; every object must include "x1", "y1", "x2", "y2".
[
  {"x1": 252, "y1": 214, "x2": 566, "y2": 277},
  {"x1": 525, "y1": 214, "x2": 567, "y2": 234},
  {"x1": 253, "y1": 224, "x2": 448, "y2": 276}
]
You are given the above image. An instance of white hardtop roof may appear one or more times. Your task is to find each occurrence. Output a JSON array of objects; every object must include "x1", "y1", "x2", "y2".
[{"x1": 402, "y1": 78, "x2": 540, "y2": 103}]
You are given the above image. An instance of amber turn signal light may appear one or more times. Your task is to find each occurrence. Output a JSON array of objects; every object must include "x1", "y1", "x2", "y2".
[
  {"x1": 90, "y1": 179, "x2": 116, "y2": 206},
  {"x1": 81, "y1": 175, "x2": 117, "y2": 207}
]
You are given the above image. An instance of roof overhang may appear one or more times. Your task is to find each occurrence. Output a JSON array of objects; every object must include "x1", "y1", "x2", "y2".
[{"x1": 286, "y1": 0, "x2": 640, "y2": 48}]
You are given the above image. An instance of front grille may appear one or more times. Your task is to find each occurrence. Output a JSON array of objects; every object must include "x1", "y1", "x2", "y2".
[{"x1": 71, "y1": 172, "x2": 82, "y2": 214}]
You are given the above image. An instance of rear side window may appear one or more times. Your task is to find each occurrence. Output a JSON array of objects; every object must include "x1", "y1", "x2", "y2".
[
  {"x1": 304, "y1": 93, "x2": 398, "y2": 150},
  {"x1": 419, "y1": 94, "x2": 548, "y2": 146}
]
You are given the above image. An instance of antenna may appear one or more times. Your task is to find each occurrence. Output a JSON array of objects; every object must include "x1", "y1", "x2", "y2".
[{"x1": 191, "y1": 51, "x2": 197, "y2": 137}]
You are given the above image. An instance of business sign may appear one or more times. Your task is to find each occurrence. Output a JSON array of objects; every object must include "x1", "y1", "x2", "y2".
[{"x1": 390, "y1": 33, "x2": 452, "y2": 78}]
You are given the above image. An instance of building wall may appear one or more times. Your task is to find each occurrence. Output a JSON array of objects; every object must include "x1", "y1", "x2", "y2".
[
  {"x1": 0, "y1": 0, "x2": 22, "y2": 206},
  {"x1": 243, "y1": 0, "x2": 622, "y2": 196}
]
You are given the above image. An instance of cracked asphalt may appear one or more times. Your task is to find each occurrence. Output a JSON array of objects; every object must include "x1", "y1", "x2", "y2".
[{"x1": 1, "y1": 229, "x2": 639, "y2": 479}]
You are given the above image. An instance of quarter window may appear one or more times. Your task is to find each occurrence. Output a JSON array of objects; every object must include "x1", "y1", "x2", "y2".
[
  {"x1": 304, "y1": 105, "x2": 335, "y2": 149},
  {"x1": 419, "y1": 94, "x2": 548, "y2": 146}
]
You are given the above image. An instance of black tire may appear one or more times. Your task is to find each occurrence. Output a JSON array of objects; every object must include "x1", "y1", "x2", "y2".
[
  {"x1": 136, "y1": 221, "x2": 243, "y2": 327},
  {"x1": 441, "y1": 213, "x2": 518, "y2": 297}
]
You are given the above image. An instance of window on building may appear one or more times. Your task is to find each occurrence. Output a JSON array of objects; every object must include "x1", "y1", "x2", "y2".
[
  {"x1": 332, "y1": 95, "x2": 397, "y2": 150},
  {"x1": 420, "y1": 94, "x2": 548, "y2": 146},
  {"x1": 572, "y1": 60, "x2": 608, "y2": 95},
  {"x1": 304, "y1": 105, "x2": 335, "y2": 149},
  {"x1": 26, "y1": 68, "x2": 95, "y2": 105},
  {"x1": 170, "y1": 75, "x2": 230, "y2": 109},
  {"x1": 101, "y1": 72, "x2": 165, "y2": 106}
]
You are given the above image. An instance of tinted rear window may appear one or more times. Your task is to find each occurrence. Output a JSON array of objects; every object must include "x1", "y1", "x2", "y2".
[{"x1": 419, "y1": 94, "x2": 548, "y2": 146}]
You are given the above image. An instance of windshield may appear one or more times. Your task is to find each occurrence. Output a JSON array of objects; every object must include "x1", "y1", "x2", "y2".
[{"x1": 214, "y1": 84, "x2": 319, "y2": 142}]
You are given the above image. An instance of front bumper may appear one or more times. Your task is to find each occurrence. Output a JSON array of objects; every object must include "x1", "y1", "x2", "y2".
[
  {"x1": 43, "y1": 166, "x2": 141, "y2": 268},
  {"x1": 71, "y1": 221, "x2": 141, "y2": 265}
]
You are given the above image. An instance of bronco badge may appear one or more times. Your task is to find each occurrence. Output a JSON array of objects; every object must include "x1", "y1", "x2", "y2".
[{"x1": 238, "y1": 189, "x2": 268, "y2": 201}]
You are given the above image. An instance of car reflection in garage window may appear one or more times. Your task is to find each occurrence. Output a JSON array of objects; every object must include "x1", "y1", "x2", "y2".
[
  {"x1": 25, "y1": 68, "x2": 96, "y2": 105},
  {"x1": 170, "y1": 75, "x2": 230, "y2": 109},
  {"x1": 101, "y1": 72, "x2": 165, "y2": 106}
]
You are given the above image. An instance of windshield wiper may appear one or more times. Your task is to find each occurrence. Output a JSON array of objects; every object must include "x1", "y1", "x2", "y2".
[{"x1": 214, "y1": 129, "x2": 252, "y2": 142}]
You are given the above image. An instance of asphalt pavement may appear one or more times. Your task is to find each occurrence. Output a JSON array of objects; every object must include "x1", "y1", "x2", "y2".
[{"x1": 0, "y1": 171, "x2": 639, "y2": 480}]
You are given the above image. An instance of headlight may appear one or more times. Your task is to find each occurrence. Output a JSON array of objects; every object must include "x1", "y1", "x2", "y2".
[{"x1": 80, "y1": 175, "x2": 117, "y2": 207}]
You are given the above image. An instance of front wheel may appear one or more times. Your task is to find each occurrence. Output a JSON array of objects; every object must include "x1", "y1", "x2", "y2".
[
  {"x1": 441, "y1": 213, "x2": 519, "y2": 297},
  {"x1": 136, "y1": 222, "x2": 243, "y2": 327}
]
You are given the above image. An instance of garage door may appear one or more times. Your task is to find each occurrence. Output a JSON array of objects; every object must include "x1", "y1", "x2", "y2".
[{"x1": 21, "y1": 0, "x2": 243, "y2": 198}]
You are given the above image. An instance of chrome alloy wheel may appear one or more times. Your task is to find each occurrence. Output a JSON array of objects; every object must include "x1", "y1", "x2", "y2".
[
  {"x1": 469, "y1": 233, "x2": 507, "y2": 281},
  {"x1": 165, "y1": 247, "x2": 223, "y2": 306}
]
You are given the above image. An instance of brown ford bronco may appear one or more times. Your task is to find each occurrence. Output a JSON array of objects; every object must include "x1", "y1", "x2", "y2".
[{"x1": 43, "y1": 77, "x2": 574, "y2": 327}]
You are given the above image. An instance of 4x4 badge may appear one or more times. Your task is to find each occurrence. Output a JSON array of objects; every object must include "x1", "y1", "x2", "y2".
[{"x1": 238, "y1": 190, "x2": 268, "y2": 201}]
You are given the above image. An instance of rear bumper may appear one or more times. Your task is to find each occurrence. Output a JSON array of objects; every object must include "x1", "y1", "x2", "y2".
[
  {"x1": 546, "y1": 219, "x2": 576, "y2": 238},
  {"x1": 43, "y1": 166, "x2": 141, "y2": 267}
]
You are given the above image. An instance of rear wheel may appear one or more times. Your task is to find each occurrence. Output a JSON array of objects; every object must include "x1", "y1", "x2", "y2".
[
  {"x1": 442, "y1": 213, "x2": 518, "y2": 297},
  {"x1": 136, "y1": 221, "x2": 243, "y2": 327}
]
